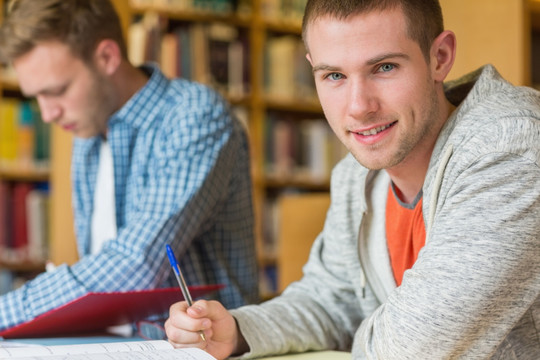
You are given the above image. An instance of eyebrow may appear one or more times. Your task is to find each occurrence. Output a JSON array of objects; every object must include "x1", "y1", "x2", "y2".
[
  {"x1": 366, "y1": 52, "x2": 410, "y2": 65},
  {"x1": 311, "y1": 52, "x2": 410, "y2": 74},
  {"x1": 23, "y1": 84, "x2": 67, "y2": 98},
  {"x1": 311, "y1": 64, "x2": 341, "y2": 74}
]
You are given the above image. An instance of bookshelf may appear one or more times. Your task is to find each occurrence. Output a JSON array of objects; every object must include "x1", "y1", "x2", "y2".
[
  {"x1": 1, "y1": 0, "x2": 539, "y2": 299},
  {"x1": 0, "y1": 96, "x2": 50, "y2": 289},
  {"x1": 0, "y1": 3, "x2": 48, "y2": 295}
]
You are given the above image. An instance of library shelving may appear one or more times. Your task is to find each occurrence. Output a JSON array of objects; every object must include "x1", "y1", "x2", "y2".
[
  {"x1": 0, "y1": 84, "x2": 50, "y2": 293},
  {"x1": 1, "y1": 0, "x2": 539, "y2": 300}
]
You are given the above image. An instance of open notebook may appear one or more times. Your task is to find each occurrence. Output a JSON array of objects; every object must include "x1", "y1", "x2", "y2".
[
  {"x1": 0, "y1": 340, "x2": 216, "y2": 359},
  {"x1": 0, "y1": 285, "x2": 222, "y2": 339},
  {"x1": 0, "y1": 340, "x2": 351, "y2": 360}
]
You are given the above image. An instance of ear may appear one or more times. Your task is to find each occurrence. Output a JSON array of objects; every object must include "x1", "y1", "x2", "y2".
[
  {"x1": 306, "y1": 53, "x2": 313, "y2": 67},
  {"x1": 430, "y1": 30, "x2": 456, "y2": 82},
  {"x1": 93, "y1": 39, "x2": 122, "y2": 76}
]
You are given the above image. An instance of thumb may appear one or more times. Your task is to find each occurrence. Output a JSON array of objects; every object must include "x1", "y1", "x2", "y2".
[{"x1": 187, "y1": 300, "x2": 227, "y2": 322}]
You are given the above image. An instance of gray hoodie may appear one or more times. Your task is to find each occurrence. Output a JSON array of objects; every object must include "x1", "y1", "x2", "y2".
[{"x1": 232, "y1": 65, "x2": 540, "y2": 359}]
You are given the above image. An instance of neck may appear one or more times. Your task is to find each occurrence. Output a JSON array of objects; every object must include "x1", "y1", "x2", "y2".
[
  {"x1": 113, "y1": 61, "x2": 149, "y2": 107},
  {"x1": 387, "y1": 100, "x2": 456, "y2": 204},
  {"x1": 386, "y1": 158, "x2": 429, "y2": 204}
]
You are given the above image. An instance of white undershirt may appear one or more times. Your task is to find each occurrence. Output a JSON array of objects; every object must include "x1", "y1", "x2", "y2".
[{"x1": 91, "y1": 140, "x2": 117, "y2": 255}]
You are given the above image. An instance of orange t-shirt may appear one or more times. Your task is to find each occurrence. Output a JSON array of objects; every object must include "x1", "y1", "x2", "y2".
[{"x1": 385, "y1": 185, "x2": 426, "y2": 286}]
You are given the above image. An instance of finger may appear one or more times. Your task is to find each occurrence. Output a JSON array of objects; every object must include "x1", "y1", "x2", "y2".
[
  {"x1": 169, "y1": 301, "x2": 189, "y2": 316},
  {"x1": 184, "y1": 299, "x2": 210, "y2": 318},
  {"x1": 168, "y1": 301, "x2": 202, "y2": 328},
  {"x1": 165, "y1": 319, "x2": 207, "y2": 347},
  {"x1": 190, "y1": 300, "x2": 230, "y2": 321}
]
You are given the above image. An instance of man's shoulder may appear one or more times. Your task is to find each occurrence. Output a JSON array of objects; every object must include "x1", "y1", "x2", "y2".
[
  {"x1": 166, "y1": 77, "x2": 224, "y2": 107},
  {"x1": 445, "y1": 65, "x2": 540, "y2": 160}
]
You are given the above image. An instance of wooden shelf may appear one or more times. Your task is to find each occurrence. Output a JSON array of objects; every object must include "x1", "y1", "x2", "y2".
[
  {"x1": 265, "y1": 174, "x2": 330, "y2": 191},
  {"x1": 130, "y1": 4, "x2": 252, "y2": 27},
  {"x1": 0, "y1": 163, "x2": 50, "y2": 182},
  {"x1": 264, "y1": 96, "x2": 322, "y2": 113},
  {"x1": 0, "y1": 260, "x2": 45, "y2": 272},
  {"x1": 1, "y1": 79, "x2": 19, "y2": 92},
  {"x1": 263, "y1": 18, "x2": 302, "y2": 34}
]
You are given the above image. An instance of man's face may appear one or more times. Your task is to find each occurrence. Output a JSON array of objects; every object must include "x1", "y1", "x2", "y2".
[
  {"x1": 13, "y1": 41, "x2": 115, "y2": 138},
  {"x1": 305, "y1": 8, "x2": 443, "y2": 171}
]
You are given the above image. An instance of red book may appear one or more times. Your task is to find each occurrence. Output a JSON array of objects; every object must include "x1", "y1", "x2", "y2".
[
  {"x1": 11, "y1": 182, "x2": 34, "y2": 251},
  {"x1": 0, "y1": 285, "x2": 223, "y2": 338},
  {"x1": 0, "y1": 181, "x2": 9, "y2": 249}
]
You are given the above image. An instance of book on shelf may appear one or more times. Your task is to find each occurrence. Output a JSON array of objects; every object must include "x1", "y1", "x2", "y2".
[
  {"x1": 0, "y1": 181, "x2": 47, "y2": 296},
  {"x1": 127, "y1": 18, "x2": 148, "y2": 67},
  {"x1": 0, "y1": 180, "x2": 50, "y2": 267},
  {"x1": 261, "y1": 0, "x2": 307, "y2": 24},
  {"x1": 264, "y1": 116, "x2": 347, "y2": 183},
  {"x1": 0, "y1": 99, "x2": 50, "y2": 168},
  {"x1": 11, "y1": 182, "x2": 33, "y2": 251},
  {"x1": 190, "y1": 22, "x2": 210, "y2": 84},
  {"x1": 265, "y1": 35, "x2": 316, "y2": 101},
  {"x1": 140, "y1": 0, "x2": 240, "y2": 13},
  {"x1": 0, "y1": 340, "x2": 216, "y2": 360},
  {"x1": 0, "y1": 181, "x2": 9, "y2": 251},
  {"x1": 128, "y1": 15, "x2": 249, "y2": 98},
  {"x1": 207, "y1": 23, "x2": 244, "y2": 96},
  {"x1": 29, "y1": 102, "x2": 50, "y2": 164},
  {"x1": 160, "y1": 32, "x2": 179, "y2": 79},
  {"x1": 0, "y1": 98, "x2": 18, "y2": 163},
  {"x1": 25, "y1": 186, "x2": 50, "y2": 263}
]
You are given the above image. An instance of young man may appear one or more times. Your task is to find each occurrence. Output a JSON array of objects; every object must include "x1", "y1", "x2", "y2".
[
  {"x1": 165, "y1": 0, "x2": 540, "y2": 358},
  {"x1": 0, "y1": 0, "x2": 259, "y2": 331}
]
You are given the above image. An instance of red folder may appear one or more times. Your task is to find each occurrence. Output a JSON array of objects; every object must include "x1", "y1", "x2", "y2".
[{"x1": 0, "y1": 285, "x2": 222, "y2": 339}]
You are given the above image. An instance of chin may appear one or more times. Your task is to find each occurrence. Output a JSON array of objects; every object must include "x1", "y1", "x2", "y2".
[{"x1": 352, "y1": 152, "x2": 395, "y2": 171}]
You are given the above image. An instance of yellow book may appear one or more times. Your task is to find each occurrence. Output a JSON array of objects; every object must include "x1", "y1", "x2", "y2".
[
  {"x1": 0, "y1": 98, "x2": 19, "y2": 163},
  {"x1": 17, "y1": 101, "x2": 36, "y2": 166}
]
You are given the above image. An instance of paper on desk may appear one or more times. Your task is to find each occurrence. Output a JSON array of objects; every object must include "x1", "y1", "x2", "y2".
[{"x1": 0, "y1": 340, "x2": 216, "y2": 359}]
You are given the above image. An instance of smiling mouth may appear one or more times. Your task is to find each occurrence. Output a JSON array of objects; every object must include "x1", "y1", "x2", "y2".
[{"x1": 355, "y1": 121, "x2": 397, "y2": 136}]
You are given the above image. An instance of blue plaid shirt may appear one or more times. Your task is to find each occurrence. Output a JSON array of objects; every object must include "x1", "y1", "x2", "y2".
[{"x1": 0, "y1": 65, "x2": 258, "y2": 330}]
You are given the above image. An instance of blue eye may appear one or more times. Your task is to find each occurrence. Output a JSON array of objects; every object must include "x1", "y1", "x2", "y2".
[
  {"x1": 379, "y1": 63, "x2": 395, "y2": 72},
  {"x1": 328, "y1": 73, "x2": 344, "y2": 81}
]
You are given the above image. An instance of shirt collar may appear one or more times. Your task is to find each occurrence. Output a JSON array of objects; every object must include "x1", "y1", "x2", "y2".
[{"x1": 109, "y1": 63, "x2": 170, "y2": 130}]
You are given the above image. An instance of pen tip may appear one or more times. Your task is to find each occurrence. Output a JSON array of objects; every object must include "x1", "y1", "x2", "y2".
[{"x1": 165, "y1": 244, "x2": 176, "y2": 266}]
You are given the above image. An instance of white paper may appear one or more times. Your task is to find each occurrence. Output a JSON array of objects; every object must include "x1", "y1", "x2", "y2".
[{"x1": 0, "y1": 340, "x2": 215, "y2": 359}]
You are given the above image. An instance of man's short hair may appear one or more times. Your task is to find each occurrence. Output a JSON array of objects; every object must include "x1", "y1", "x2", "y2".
[
  {"x1": 0, "y1": 0, "x2": 127, "y2": 64},
  {"x1": 302, "y1": 0, "x2": 444, "y2": 61}
]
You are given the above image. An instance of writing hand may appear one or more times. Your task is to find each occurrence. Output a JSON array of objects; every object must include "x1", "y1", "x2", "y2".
[{"x1": 165, "y1": 300, "x2": 248, "y2": 360}]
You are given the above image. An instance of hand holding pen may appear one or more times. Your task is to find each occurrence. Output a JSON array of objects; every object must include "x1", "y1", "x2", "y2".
[{"x1": 166, "y1": 244, "x2": 207, "y2": 342}]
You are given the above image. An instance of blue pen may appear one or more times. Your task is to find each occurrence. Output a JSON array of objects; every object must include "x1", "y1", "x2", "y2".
[{"x1": 166, "y1": 244, "x2": 207, "y2": 342}]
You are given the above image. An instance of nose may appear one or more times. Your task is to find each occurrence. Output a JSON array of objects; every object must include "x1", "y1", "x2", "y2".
[
  {"x1": 36, "y1": 96, "x2": 61, "y2": 124},
  {"x1": 346, "y1": 79, "x2": 379, "y2": 119}
]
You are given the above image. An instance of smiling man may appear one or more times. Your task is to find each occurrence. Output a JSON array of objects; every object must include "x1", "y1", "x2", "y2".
[
  {"x1": 165, "y1": 0, "x2": 540, "y2": 359},
  {"x1": 0, "y1": 0, "x2": 259, "y2": 333}
]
